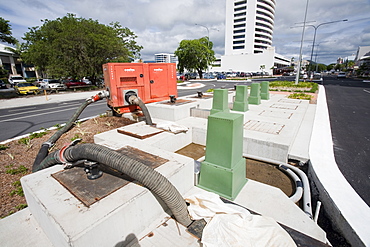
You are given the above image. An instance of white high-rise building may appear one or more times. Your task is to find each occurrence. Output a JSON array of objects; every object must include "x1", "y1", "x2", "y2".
[
  {"x1": 217, "y1": 0, "x2": 290, "y2": 74},
  {"x1": 154, "y1": 53, "x2": 177, "y2": 63},
  {"x1": 225, "y1": 0, "x2": 275, "y2": 55}
]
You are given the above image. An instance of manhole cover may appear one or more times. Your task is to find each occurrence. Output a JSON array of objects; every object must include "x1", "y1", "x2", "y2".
[{"x1": 244, "y1": 120, "x2": 284, "y2": 134}]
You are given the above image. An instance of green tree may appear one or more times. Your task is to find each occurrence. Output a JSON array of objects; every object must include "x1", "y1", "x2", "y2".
[
  {"x1": 175, "y1": 37, "x2": 215, "y2": 79},
  {"x1": 21, "y1": 13, "x2": 142, "y2": 83},
  {"x1": 0, "y1": 17, "x2": 17, "y2": 45},
  {"x1": 327, "y1": 63, "x2": 336, "y2": 71}
]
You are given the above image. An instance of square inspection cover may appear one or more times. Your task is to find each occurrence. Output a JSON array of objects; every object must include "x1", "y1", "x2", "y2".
[
  {"x1": 259, "y1": 110, "x2": 293, "y2": 119},
  {"x1": 270, "y1": 104, "x2": 298, "y2": 110},
  {"x1": 244, "y1": 120, "x2": 285, "y2": 135}
]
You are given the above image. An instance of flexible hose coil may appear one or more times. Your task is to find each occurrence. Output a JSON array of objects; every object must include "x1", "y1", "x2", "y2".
[
  {"x1": 36, "y1": 143, "x2": 193, "y2": 227},
  {"x1": 32, "y1": 99, "x2": 93, "y2": 171}
]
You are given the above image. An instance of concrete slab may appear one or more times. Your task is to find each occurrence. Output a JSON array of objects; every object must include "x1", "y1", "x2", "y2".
[{"x1": 20, "y1": 144, "x2": 194, "y2": 247}]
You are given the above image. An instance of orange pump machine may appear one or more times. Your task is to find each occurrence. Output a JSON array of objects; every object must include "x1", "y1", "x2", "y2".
[{"x1": 103, "y1": 63, "x2": 177, "y2": 114}]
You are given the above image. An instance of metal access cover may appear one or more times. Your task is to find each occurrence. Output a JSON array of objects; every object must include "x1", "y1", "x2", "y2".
[
  {"x1": 259, "y1": 110, "x2": 293, "y2": 119},
  {"x1": 117, "y1": 123, "x2": 164, "y2": 139},
  {"x1": 244, "y1": 120, "x2": 285, "y2": 135},
  {"x1": 52, "y1": 146, "x2": 169, "y2": 207},
  {"x1": 189, "y1": 95, "x2": 213, "y2": 99},
  {"x1": 270, "y1": 104, "x2": 298, "y2": 110},
  {"x1": 160, "y1": 99, "x2": 194, "y2": 106}
]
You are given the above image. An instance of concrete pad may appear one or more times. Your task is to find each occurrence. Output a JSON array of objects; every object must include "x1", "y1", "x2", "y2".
[
  {"x1": 20, "y1": 143, "x2": 194, "y2": 247},
  {"x1": 146, "y1": 100, "x2": 199, "y2": 121}
]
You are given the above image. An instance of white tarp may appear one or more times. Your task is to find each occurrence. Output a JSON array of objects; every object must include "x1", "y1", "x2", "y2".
[
  {"x1": 185, "y1": 191, "x2": 297, "y2": 247},
  {"x1": 156, "y1": 121, "x2": 188, "y2": 134}
]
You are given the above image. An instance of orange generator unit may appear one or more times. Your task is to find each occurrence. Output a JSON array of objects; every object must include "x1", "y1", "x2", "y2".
[{"x1": 103, "y1": 63, "x2": 178, "y2": 114}]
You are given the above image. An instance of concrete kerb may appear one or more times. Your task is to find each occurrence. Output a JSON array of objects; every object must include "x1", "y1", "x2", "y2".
[{"x1": 309, "y1": 85, "x2": 370, "y2": 247}]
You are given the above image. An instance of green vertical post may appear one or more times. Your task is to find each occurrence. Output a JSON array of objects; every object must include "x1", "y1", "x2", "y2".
[
  {"x1": 248, "y1": 83, "x2": 261, "y2": 105},
  {"x1": 260, "y1": 81, "x2": 270, "y2": 100},
  {"x1": 232, "y1": 85, "x2": 249, "y2": 112},
  {"x1": 198, "y1": 112, "x2": 247, "y2": 200},
  {"x1": 210, "y1": 89, "x2": 229, "y2": 115}
]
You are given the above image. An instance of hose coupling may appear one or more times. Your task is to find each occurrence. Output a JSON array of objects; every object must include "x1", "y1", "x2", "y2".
[
  {"x1": 128, "y1": 95, "x2": 140, "y2": 105},
  {"x1": 90, "y1": 90, "x2": 110, "y2": 102},
  {"x1": 58, "y1": 139, "x2": 82, "y2": 168}
]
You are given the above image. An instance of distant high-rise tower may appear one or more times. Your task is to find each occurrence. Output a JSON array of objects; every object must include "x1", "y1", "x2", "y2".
[{"x1": 225, "y1": 0, "x2": 276, "y2": 55}]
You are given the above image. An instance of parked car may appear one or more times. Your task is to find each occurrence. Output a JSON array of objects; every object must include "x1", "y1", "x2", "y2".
[
  {"x1": 216, "y1": 72, "x2": 226, "y2": 79},
  {"x1": 38, "y1": 79, "x2": 66, "y2": 90},
  {"x1": 0, "y1": 80, "x2": 7, "y2": 89},
  {"x1": 337, "y1": 72, "x2": 346, "y2": 78},
  {"x1": 8, "y1": 75, "x2": 26, "y2": 85},
  {"x1": 14, "y1": 82, "x2": 40, "y2": 95},
  {"x1": 203, "y1": 73, "x2": 215, "y2": 79},
  {"x1": 185, "y1": 73, "x2": 198, "y2": 80},
  {"x1": 63, "y1": 79, "x2": 88, "y2": 88},
  {"x1": 313, "y1": 73, "x2": 323, "y2": 82},
  {"x1": 82, "y1": 77, "x2": 92, "y2": 84}
]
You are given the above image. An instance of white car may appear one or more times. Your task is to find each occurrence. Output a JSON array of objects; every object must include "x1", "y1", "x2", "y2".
[
  {"x1": 337, "y1": 72, "x2": 346, "y2": 78},
  {"x1": 38, "y1": 79, "x2": 66, "y2": 90},
  {"x1": 8, "y1": 75, "x2": 26, "y2": 85}
]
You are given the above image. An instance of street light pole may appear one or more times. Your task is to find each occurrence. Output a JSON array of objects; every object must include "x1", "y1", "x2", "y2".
[
  {"x1": 307, "y1": 19, "x2": 348, "y2": 66},
  {"x1": 195, "y1": 23, "x2": 211, "y2": 73},
  {"x1": 295, "y1": 0, "x2": 310, "y2": 85},
  {"x1": 195, "y1": 23, "x2": 210, "y2": 47}
]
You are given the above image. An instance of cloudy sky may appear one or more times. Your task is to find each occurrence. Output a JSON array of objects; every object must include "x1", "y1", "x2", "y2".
[{"x1": 1, "y1": 0, "x2": 369, "y2": 65}]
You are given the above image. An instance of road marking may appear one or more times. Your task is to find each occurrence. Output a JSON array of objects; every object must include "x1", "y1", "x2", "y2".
[
  {"x1": 363, "y1": 89, "x2": 370, "y2": 94},
  {"x1": 1, "y1": 101, "x2": 106, "y2": 119},
  {"x1": 9, "y1": 107, "x2": 36, "y2": 112},
  {"x1": 2, "y1": 103, "x2": 81, "y2": 118}
]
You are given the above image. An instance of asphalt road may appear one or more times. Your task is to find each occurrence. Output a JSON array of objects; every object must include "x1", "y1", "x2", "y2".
[
  {"x1": 0, "y1": 99, "x2": 109, "y2": 142},
  {"x1": 323, "y1": 76, "x2": 370, "y2": 206}
]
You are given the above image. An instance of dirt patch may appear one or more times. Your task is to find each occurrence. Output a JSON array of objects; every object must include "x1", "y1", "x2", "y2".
[
  {"x1": 0, "y1": 116, "x2": 135, "y2": 218},
  {"x1": 176, "y1": 143, "x2": 296, "y2": 197}
]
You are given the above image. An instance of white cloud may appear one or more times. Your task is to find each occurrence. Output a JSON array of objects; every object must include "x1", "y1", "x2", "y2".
[{"x1": 1, "y1": 0, "x2": 369, "y2": 64}]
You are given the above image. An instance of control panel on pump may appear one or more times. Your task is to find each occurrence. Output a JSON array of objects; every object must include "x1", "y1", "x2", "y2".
[{"x1": 103, "y1": 63, "x2": 177, "y2": 115}]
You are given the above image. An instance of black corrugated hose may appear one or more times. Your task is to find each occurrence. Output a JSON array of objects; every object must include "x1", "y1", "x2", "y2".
[
  {"x1": 35, "y1": 143, "x2": 193, "y2": 227},
  {"x1": 32, "y1": 91, "x2": 108, "y2": 172},
  {"x1": 128, "y1": 95, "x2": 153, "y2": 126}
]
